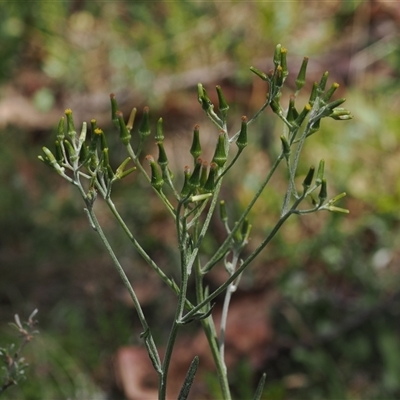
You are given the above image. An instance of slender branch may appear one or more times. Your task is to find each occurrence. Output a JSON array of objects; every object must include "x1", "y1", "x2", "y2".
[
  {"x1": 184, "y1": 193, "x2": 305, "y2": 323},
  {"x1": 85, "y1": 203, "x2": 162, "y2": 374},
  {"x1": 125, "y1": 143, "x2": 176, "y2": 218},
  {"x1": 202, "y1": 152, "x2": 285, "y2": 274},
  {"x1": 219, "y1": 252, "x2": 240, "y2": 367},
  {"x1": 159, "y1": 200, "x2": 191, "y2": 400},
  {"x1": 105, "y1": 197, "x2": 187, "y2": 302}
]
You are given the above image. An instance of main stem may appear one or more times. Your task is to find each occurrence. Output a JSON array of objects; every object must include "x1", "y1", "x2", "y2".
[
  {"x1": 159, "y1": 202, "x2": 191, "y2": 399},
  {"x1": 184, "y1": 196, "x2": 304, "y2": 323},
  {"x1": 194, "y1": 226, "x2": 232, "y2": 400}
]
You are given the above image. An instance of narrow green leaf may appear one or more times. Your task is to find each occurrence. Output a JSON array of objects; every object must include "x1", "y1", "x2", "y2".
[
  {"x1": 177, "y1": 356, "x2": 199, "y2": 400},
  {"x1": 252, "y1": 373, "x2": 266, "y2": 400}
]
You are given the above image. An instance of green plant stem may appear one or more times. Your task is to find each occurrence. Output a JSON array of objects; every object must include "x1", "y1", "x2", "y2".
[
  {"x1": 104, "y1": 196, "x2": 187, "y2": 301},
  {"x1": 202, "y1": 152, "x2": 285, "y2": 273},
  {"x1": 82, "y1": 164, "x2": 192, "y2": 307},
  {"x1": 181, "y1": 178, "x2": 224, "y2": 281},
  {"x1": 202, "y1": 315, "x2": 232, "y2": 400},
  {"x1": 229, "y1": 98, "x2": 271, "y2": 144},
  {"x1": 282, "y1": 121, "x2": 313, "y2": 215},
  {"x1": 193, "y1": 227, "x2": 232, "y2": 400},
  {"x1": 219, "y1": 252, "x2": 240, "y2": 367},
  {"x1": 216, "y1": 148, "x2": 243, "y2": 182},
  {"x1": 184, "y1": 192, "x2": 305, "y2": 323},
  {"x1": 125, "y1": 143, "x2": 176, "y2": 218},
  {"x1": 84, "y1": 202, "x2": 162, "y2": 374},
  {"x1": 159, "y1": 201, "x2": 191, "y2": 400}
]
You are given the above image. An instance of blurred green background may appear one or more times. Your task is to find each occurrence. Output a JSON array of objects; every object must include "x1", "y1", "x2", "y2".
[{"x1": 1, "y1": 1, "x2": 400, "y2": 399}]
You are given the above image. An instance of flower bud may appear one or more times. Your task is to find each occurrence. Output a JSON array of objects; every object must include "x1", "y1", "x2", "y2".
[
  {"x1": 126, "y1": 107, "x2": 137, "y2": 132},
  {"x1": 275, "y1": 65, "x2": 284, "y2": 88},
  {"x1": 89, "y1": 127, "x2": 103, "y2": 154},
  {"x1": 189, "y1": 157, "x2": 202, "y2": 190},
  {"x1": 325, "y1": 205, "x2": 350, "y2": 214},
  {"x1": 40, "y1": 147, "x2": 64, "y2": 175},
  {"x1": 216, "y1": 85, "x2": 229, "y2": 117},
  {"x1": 40, "y1": 147, "x2": 54, "y2": 163},
  {"x1": 90, "y1": 118, "x2": 98, "y2": 135},
  {"x1": 280, "y1": 47, "x2": 288, "y2": 79},
  {"x1": 110, "y1": 93, "x2": 119, "y2": 128},
  {"x1": 115, "y1": 157, "x2": 136, "y2": 180},
  {"x1": 323, "y1": 82, "x2": 339, "y2": 103},
  {"x1": 197, "y1": 83, "x2": 212, "y2": 112},
  {"x1": 146, "y1": 155, "x2": 164, "y2": 191},
  {"x1": 190, "y1": 125, "x2": 202, "y2": 161},
  {"x1": 302, "y1": 166, "x2": 315, "y2": 189},
  {"x1": 79, "y1": 143, "x2": 88, "y2": 163},
  {"x1": 200, "y1": 160, "x2": 208, "y2": 188},
  {"x1": 325, "y1": 98, "x2": 346, "y2": 111},
  {"x1": 249, "y1": 66, "x2": 267, "y2": 81},
  {"x1": 318, "y1": 71, "x2": 329, "y2": 93},
  {"x1": 329, "y1": 192, "x2": 347, "y2": 205},
  {"x1": 203, "y1": 162, "x2": 218, "y2": 193},
  {"x1": 318, "y1": 178, "x2": 327, "y2": 205},
  {"x1": 270, "y1": 98, "x2": 281, "y2": 115},
  {"x1": 236, "y1": 116, "x2": 248, "y2": 151},
  {"x1": 325, "y1": 193, "x2": 349, "y2": 213},
  {"x1": 180, "y1": 166, "x2": 192, "y2": 197},
  {"x1": 212, "y1": 132, "x2": 228, "y2": 168},
  {"x1": 295, "y1": 103, "x2": 311, "y2": 127},
  {"x1": 273, "y1": 44, "x2": 282, "y2": 67},
  {"x1": 295, "y1": 57, "x2": 309, "y2": 92},
  {"x1": 116, "y1": 111, "x2": 131, "y2": 146},
  {"x1": 233, "y1": 221, "x2": 243, "y2": 244},
  {"x1": 65, "y1": 109, "x2": 76, "y2": 138},
  {"x1": 329, "y1": 108, "x2": 353, "y2": 120},
  {"x1": 64, "y1": 139, "x2": 77, "y2": 162},
  {"x1": 102, "y1": 148, "x2": 113, "y2": 179},
  {"x1": 156, "y1": 141, "x2": 168, "y2": 168},
  {"x1": 240, "y1": 218, "x2": 252, "y2": 243},
  {"x1": 286, "y1": 95, "x2": 298, "y2": 123},
  {"x1": 139, "y1": 106, "x2": 151, "y2": 138},
  {"x1": 54, "y1": 140, "x2": 63, "y2": 163},
  {"x1": 57, "y1": 116, "x2": 65, "y2": 142},
  {"x1": 155, "y1": 117, "x2": 164, "y2": 142},
  {"x1": 308, "y1": 82, "x2": 318, "y2": 105},
  {"x1": 316, "y1": 160, "x2": 325, "y2": 185},
  {"x1": 219, "y1": 200, "x2": 227, "y2": 222},
  {"x1": 97, "y1": 123, "x2": 108, "y2": 151},
  {"x1": 78, "y1": 122, "x2": 87, "y2": 146}
]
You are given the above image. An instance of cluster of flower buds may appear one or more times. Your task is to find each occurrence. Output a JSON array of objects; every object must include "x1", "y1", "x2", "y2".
[
  {"x1": 39, "y1": 104, "x2": 137, "y2": 193},
  {"x1": 301, "y1": 159, "x2": 348, "y2": 213},
  {"x1": 178, "y1": 123, "x2": 221, "y2": 200},
  {"x1": 250, "y1": 44, "x2": 352, "y2": 141}
]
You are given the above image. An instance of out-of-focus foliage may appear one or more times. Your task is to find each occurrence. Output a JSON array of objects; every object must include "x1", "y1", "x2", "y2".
[
  {"x1": 1, "y1": 0, "x2": 400, "y2": 399},
  {"x1": 0, "y1": 1, "x2": 373, "y2": 100}
]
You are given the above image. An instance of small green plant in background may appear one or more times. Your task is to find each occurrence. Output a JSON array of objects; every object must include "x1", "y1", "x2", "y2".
[
  {"x1": 0, "y1": 310, "x2": 38, "y2": 396},
  {"x1": 39, "y1": 44, "x2": 352, "y2": 399}
]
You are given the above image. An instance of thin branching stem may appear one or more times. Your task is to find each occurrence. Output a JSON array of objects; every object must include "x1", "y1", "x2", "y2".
[
  {"x1": 125, "y1": 143, "x2": 176, "y2": 218},
  {"x1": 202, "y1": 152, "x2": 285, "y2": 274},
  {"x1": 40, "y1": 48, "x2": 352, "y2": 400},
  {"x1": 219, "y1": 251, "x2": 240, "y2": 368},
  {"x1": 84, "y1": 203, "x2": 162, "y2": 374},
  {"x1": 159, "y1": 200, "x2": 191, "y2": 400},
  {"x1": 184, "y1": 193, "x2": 306, "y2": 323}
]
